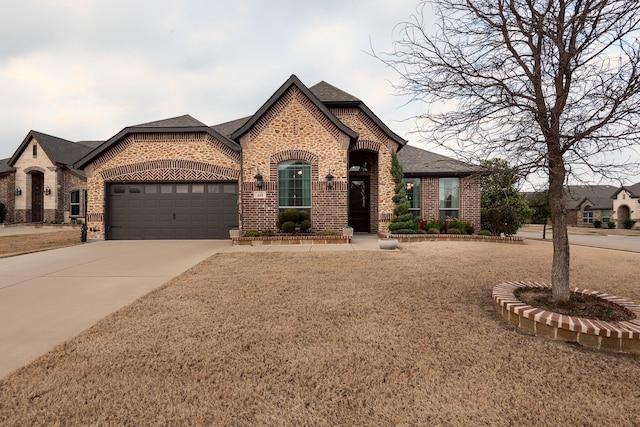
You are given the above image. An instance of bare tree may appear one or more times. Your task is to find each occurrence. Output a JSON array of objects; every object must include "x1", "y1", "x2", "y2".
[{"x1": 377, "y1": 0, "x2": 640, "y2": 301}]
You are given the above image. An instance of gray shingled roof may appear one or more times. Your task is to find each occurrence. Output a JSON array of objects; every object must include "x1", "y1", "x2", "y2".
[
  {"x1": 397, "y1": 145, "x2": 484, "y2": 176},
  {"x1": 133, "y1": 114, "x2": 207, "y2": 128},
  {"x1": 563, "y1": 185, "x2": 617, "y2": 210},
  {"x1": 309, "y1": 81, "x2": 361, "y2": 103},
  {"x1": 0, "y1": 158, "x2": 14, "y2": 175},
  {"x1": 210, "y1": 116, "x2": 252, "y2": 138}
]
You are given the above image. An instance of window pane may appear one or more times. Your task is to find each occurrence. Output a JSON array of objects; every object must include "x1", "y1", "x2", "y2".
[
  {"x1": 192, "y1": 185, "x2": 204, "y2": 194},
  {"x1": 160, "y1": 185, "x2": 173, "y2": 194},
  {"x1": 129, "y1": 186, "x2": 141, "y2": 194},
  {"x1": 278, "y1": 161, "x2": 311, "y2": 208},
  {"x1": 223, "y1": 184, "x2": 237, "y2": 194},
  {"x1": 70, "y1": 190, "x2": 79, "y2": 203},
  {"x1": 176, "y1": 185, "x2": 188, "y2": 194},
  {"x1": 113, "y1": 186, "x2": 126, "y2": 194},
  {"x1": 439, "y1": 177, "x2": 459, "y2": 218},
  {"x1": 145, "y1": 185, "x2": 157, "y2": 194}
]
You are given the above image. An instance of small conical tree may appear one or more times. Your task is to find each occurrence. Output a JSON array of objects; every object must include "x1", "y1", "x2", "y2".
[{"x1": 388, "y1": 152, "x2": 417, "y2": 234}]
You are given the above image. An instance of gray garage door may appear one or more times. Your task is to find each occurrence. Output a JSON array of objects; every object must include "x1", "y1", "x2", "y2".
[{"x1": 107, "y1": 183, "x2": 238, "y2": 240}]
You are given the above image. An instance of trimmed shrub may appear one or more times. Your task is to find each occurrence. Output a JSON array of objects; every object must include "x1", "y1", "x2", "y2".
[
  {"x1": 424, "y1": 219, "x2": 443, "y2": 232},
  {"x1": 427, "y1": 228, "x2": 440, "y2": 234},
  {"x1": 395, "y1": 229, "x2": 417, "y2": 234},
  {"x1": 260, "y1": 229, "x2": 275, "y2": 237},
  {"x1": 283, "y1": 209, "x2": 300, "y2": 223},
  {"x1": 298, "y1": 210, "x2": 310, "y2": 222},
  {"x1": 623, "y1": 219, "x2": 636, "y2": 230},
  {"x1": 446, "y1": 228, "x2": 462, "y2": 234},
  {"x1": 607, "y1": 221, "x2": 616, "y2": 229},
  {"x1": 593, "y1": 220, "x2": 602, "y2": 228},
  {"x1": 281, "y1": 221, "x2": 297, "y2": 233},
  {"x1": 300, "y1": 219, "x2": 311, "y2": 232},
  {"x1": 477, "y1": 230, "x2": 492, "y2": 236},
  {"x1": 243, "y1": 230, "x2": 261, "y2": 237}
]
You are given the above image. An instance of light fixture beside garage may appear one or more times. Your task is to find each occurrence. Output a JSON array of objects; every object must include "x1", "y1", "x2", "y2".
[
  {"x1": 254, "y1": 168, "x2": 264, "y2": 189},
  {"x1": 326, "y1": 170, "x2": 334, "y2": 189},
  {"x1": 15, "y1": 187, "x2": 22, "y2": 196}
]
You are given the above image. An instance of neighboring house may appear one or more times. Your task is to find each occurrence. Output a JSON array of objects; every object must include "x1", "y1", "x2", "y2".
[
  {"x1": 562, "y1": 185, "x2": 617, "y2": 227},
  {"x1": 396, "y1": 145, "x2": 483, "y2": 225},
  {"x1": 1, "y1": 75, "x2": 482, "y2": 238},
  {"x1": 611, "y1": 183, "x2": 640, "y2": 229},
  {"x1": 5, "y1": 131, "x2": 99, "y2": 223}
]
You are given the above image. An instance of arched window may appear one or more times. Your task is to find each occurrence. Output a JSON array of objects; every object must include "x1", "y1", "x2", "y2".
[
  {"x1": 278, "y1": 161, "x2": 311, "y2": 211},
  {"x1": 583, "y1": 205, "x2": 593, "y2": 223}
]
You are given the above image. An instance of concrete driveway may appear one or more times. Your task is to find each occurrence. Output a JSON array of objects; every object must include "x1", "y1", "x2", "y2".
[{"x1": 0, "y1": 240, "x2": 231, "y2": 379}]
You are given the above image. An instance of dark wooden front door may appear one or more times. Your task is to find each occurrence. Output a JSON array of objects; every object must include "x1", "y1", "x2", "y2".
[
  {"x1": 31, "y1": 172, "x2": 44, "y2": 222},
  {"x1": 349, "y1": 178, "x2": 370, "y2": 232}
]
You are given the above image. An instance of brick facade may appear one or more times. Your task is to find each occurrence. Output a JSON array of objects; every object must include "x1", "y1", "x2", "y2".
[
  {"x1": 419, "y1": 175, "x2": 482, "y2": 231},
  {"x1": 0, "y1": 172, "x2": 15, "y2": 222},
  {"x1": 238, "y1": 87, "x2": 401, "y2": 234}
]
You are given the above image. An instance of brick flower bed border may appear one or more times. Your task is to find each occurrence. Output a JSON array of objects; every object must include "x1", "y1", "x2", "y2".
[
  {"x1": 232, "y1": 235, "x2": 350, "y2": 246},
  {"x1": 390, "y1": 234, "x2": 524, "y2": 244},
  {"x1": 493, "y1": 281, "x2": 640, "y2": 354}
]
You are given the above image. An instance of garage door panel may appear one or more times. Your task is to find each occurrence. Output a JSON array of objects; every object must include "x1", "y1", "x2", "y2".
[{"x1": 108, "y1": 183, "x2": 238, "y2": 240}]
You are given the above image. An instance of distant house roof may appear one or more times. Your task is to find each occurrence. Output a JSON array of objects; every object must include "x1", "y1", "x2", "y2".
[
  {"x1": 397, "y1": 145, "x2": 485, "y2": 177},
  {"x1": 75, "y1": 114, "x2": 240, "y2": 169},
  {"x1": 0, "y1": 158, "x2": 14, "y2": 175},
  {"x1": 8, "y1": 131, "x2": 95, "y2": 177},
  {"x1": 611, "y1": 182, "x2": 640, "y2": 199},
  {"x1": 563, "y1": 185, "x2": 617, "y2": 210}
]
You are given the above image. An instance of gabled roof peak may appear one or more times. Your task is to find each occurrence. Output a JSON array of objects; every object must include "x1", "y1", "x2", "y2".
[{"x1": 133, "y1": 114, "x2": 207, "y2": 128}]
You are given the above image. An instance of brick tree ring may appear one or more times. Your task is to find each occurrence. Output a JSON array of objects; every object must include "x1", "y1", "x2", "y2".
[{"x1": 492, "y1": 281, "x2": 640, "y2": 354}]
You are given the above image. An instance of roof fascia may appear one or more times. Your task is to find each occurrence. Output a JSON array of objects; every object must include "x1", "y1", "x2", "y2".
[{"x1": 8, "y1": 131, "x2": 37, "y2": 166}]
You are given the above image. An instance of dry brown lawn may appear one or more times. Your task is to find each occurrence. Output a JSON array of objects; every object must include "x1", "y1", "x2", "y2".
[
  {"x1": 1, "y1": 241, "x2": 639, "y2": 426},
  {"x1": 0, "y1": 231, "x2": 81, "y2": 257}
]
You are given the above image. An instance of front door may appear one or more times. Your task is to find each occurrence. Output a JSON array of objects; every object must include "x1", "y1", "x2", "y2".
[
  {"x1": 349, "y1": 178, "x2": 370, "y2": 232},
  {"x1": 31, "y1": 172, "x2": 44, "y2": 222}
]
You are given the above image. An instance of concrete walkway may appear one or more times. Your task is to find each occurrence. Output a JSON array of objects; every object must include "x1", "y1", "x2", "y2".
[{"x1": 0, "y1": 235, "x2": 389, "y2": 378}]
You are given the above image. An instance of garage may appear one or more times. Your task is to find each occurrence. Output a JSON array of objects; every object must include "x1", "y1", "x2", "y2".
[{"x1": 107, "y1": 183, "x2": 238, "y2": 239}]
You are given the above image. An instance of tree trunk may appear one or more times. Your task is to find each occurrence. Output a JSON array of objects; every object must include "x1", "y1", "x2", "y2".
[
  {"x1": 548, "y1": 160, "x2": 570, "y2": 302},
  {"x1": 542, "y1": 222, "x2": 547, "y2": 240}
]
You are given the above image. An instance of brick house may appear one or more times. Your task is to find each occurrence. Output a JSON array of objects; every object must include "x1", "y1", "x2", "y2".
[
  {"x1": 2, "y1": 131, "x2": 98, "y2": 224},
  {"x1": 1, "y1": 75, "x2": 482, "y2": 238},
  {"x1": 562, "y1": 185, "x2": 617, "y2": 227},
  {"x1": 611, "y1": 183, "x2": 640, "y2": 229}
]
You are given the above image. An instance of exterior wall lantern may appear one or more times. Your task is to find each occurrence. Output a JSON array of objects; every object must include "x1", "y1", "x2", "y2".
[
  {"x1": 15, "y1": 187, "x2": 22, "y2": 196},
  {"x1": 326, "y1": 170, "x2": 334, "y2": 189},
  {"x1": 254, "y1": 168, "x2": 264, "y2": 189},
  {"x1": 45, "y1": 187, "x2": 52, "y2": 196}
]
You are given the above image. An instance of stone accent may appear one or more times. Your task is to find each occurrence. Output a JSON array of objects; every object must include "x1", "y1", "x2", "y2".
[
  {"x1": 493, "y1": 281, "x2": 640, "y2": 354},
  {"x1": 84, "y1": 132, "x2": 241, "y2": 239}
]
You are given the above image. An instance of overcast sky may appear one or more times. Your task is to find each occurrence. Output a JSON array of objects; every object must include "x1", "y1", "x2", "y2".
[{"x1": 0, "y1": 0, "x2": 427, "y2": 160}]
